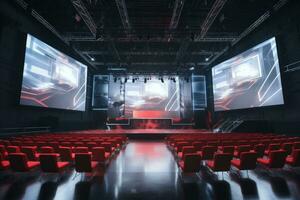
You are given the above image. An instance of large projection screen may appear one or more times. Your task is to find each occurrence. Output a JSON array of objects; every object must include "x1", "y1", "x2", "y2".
[
  {"x1": 212, "y1": 37, "x2": 284, "y2": 111},
  {"x1": 124, "y1": 76, "x2": 180, "y2": 119},
  {"x1": 20, "y1": 34, "x2": 87, "y2": 111}
]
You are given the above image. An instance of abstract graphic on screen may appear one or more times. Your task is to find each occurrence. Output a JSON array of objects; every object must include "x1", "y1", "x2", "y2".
[
  {"x1": 212, "y1": 37, "x2": 284, "y2": 111},
  {"x1": 106, "y1": 76, "x2": 181, "y2": 119},
  {"x1": 20, "y1": 34, "x2": 87, "y2": 111},
  {"x1": 125, "y1": 77, "x2": 180, "y2": 119}
]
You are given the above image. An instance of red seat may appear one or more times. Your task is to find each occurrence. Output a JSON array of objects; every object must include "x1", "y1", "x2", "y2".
[
  {"x1": 91, "y1": 147, "x2": 109, "y2": 162},
  {"x1": 197, "y1": 146, "x2": 217, "y2": 160},
  {"x1": 8, "y1": 153, "x2": 40, "y2": 172},
  {"x1": 0, "y1": 154, "x2": 9, "y2": 170},
  {"x1": 234, "y1": 145, "x2": 251, "y2": 158},
  {"x1": 21, "y1": 146, "x2": 37, "y2": 161},
  {"x1": 206, "y1": 153, "x2": 232, "y2": 172},
  {"x1": 178, "y1": 146, "x2": 195, "y2": 159},
  {"x1": 39, "y1": 153, "x2": 70, "y2": 172},
  {"x1": 0, "y1": 145, "x2": 7, "y2": 158},
  {"x1": 257, "y1": 150, "x2": 287, "y2": 168},
  {"x1": 222, "y1": 146, "x2": 235, "y2": 156},
  {"x1": 40, "y1": 146, "x2": 54, "y2": 153},
  {"x1": 178, "y1": 153, "x2": 202, "y2": 173},
  {"x1": 58, "y1": 147, "x2": 74, "y2": 161},
  {"x1": 253, "y1": 144, "x2": 265, "y2": 158},
  {"x1": 6, "y1": 146, "x2": 20, "y2": 153},
  {"x1": 293, "y1": 142, "x2": 300, "y2": 150},
  {"x1": 74, "y1": 153, "x2": 98, "y2": 173},
  {"x1": 231, "y1": 152, "x2": 257, "y2": 170},
  {"x1": 286, "y1": 149, "x2": 300, "y2": 167},
  {"x1": 192, "y1": 142, "x2": 204, "y2": 151},
  {"x1": 264, "y1": 144, "x2": 281, "y2": 155},
  {"x1": 74, "y1": 147, "x2": 89, "y2": 153},
  {"x1": 281, "y1": 143, "x2": 293, "y2": 155},
  {"x1": 175, "y1": 142, "x2": 190, "y2": 153}
]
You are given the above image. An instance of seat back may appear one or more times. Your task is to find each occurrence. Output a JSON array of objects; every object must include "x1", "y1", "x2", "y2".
[
  {"x1": 59, "y1": 147, "x2": 73, "y2": 161},
  {"x1": 75, "y1": 153, "x2": 92, "y2": 172},
  {"x1": 39, "y1": 153, "x2": 59, "y2": 172},
  {"x1": 176, "y1": 142, "x2": 190, "y2": 152},
  {"x1": 8, "y1": 153, "x2": 29, "y2": 171},
  {"x1": 291, "y1": 149, "x2": 300, "y2": 166},
  {"x1": 269, "y1": 150, "x2": 287, "y2": 168},
  {"x1": 0, "y1": 145, "x2": 6, "y2": 156},
  {"x1": 192, "y1": 142, "x2": 204, "y2": 151},
  {"x1": 40, "y1": 146, "x2": 54, "y2": 153},
  {"x1": 74, "y1": 147, "x2": 89, "y2": 153},
  {"x1": 237, "y1": 145, "x2": 251, "y2": 152},
  {"x1": 254, "y1": 144, "x2": 265, "y2": 157},
  {"x1": 222, "y1": 146, "x2": 234, "y2": 155},
  {"x1": 91, "y1": 147, "x2": 105, "y2": 162},
  {"x1": 293, "y1": 142, "x2": 300, "y2": 150},
  {"x1": 212, "y1": 153, "x2": 232, "y2": 171},
  {"x1": 267, "y1": 144, "x2": 281, "y2": 151},
  {"x1": 183, "y1": 153, "x2": 202, "y2": 173},
  {"x1": 21, "y1": 146, "x2": 37, "y2": 161},
  {"x1": 101, "y1": 142, "x2": 112, "y2": 152},
  {"x1": 6, "y1": 146, "x2": 20, "y2": 153},
  {"x1": 182, "y1": 146, "x2": 195, "y2": 158},
  {"x1": 202, "y1": 146, "x2": 217, "y2": 160},
  {"x1": 281, "y1": 143, "x2": 293, "y2": 155},
  {"x1": 240, "y1": 152, "x2": 257, "y2": 170}
]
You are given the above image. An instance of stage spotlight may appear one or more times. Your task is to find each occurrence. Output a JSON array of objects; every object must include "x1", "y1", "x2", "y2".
[
  {"x1": 90, "y1": 57, "x2": 95, "y2": 61},
  {"x1": 205, "y1": 57, "x2": 210, "y2": 62}
]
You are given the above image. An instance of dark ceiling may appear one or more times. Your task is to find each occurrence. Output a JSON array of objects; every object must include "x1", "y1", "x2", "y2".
[{"x1": 14, "y1": 0, "x2": 290, "y2": 73}]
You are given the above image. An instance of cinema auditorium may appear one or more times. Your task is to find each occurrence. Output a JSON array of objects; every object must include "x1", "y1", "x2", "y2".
[{"x1": 0, "y1": 0, "x2": 300, "y2": 199}]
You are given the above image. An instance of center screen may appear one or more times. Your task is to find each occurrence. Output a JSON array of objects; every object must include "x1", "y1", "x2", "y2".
[
  {"x1": 212, "y1": 37, "x2": 284, "y2": 111},
  {"x1": 125, "y1": 77, "x2": 180, "y2": 119},
  {"x1": 107, "y1": 76, "x2": 181, "y2": 119}
]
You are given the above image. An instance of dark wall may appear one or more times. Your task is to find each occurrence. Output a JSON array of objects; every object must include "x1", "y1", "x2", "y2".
[
  {"x1": 207, "y1": 1, "x2": 300, "y2": 135},
  {"x1": 0, "y1": 1, "x2": 106, "y2": 131}
]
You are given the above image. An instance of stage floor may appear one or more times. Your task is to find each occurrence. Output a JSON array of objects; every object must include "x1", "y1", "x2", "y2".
[{"x1": 73, "y1": 129, "x2": 211, "y2": 135}]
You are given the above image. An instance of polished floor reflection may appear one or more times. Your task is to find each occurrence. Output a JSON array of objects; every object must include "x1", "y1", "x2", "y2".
[{"x1": 0, "y1": 141, "x2": 300, "y2": 200}]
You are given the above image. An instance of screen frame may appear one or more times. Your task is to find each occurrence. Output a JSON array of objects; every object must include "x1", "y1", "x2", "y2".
[
  {"x1": 19, "y1": 33, "x2": 88, "y2": 112},
  {"x1": 211, "y1": 37, "x2": 285, "y2": 112}
]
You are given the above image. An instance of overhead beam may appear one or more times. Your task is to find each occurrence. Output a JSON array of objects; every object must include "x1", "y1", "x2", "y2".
[
  {"x1": 71, "y1": 0, "x2": 97, "y2": 37},
  {"x1": 115, "y1": 0, "x2": 132, "y2": 36},
  {"x1": 81, "y1": 50, "x2": 220, "y2": 56},
  {"x1": 92, "y1": 62, "x2": 209, "y2": 66},
  {"x1": 207, "y1": 0, "x2": 290, "y2": 69},
  {"x1": 169, "y1": 0, "x2": 185, "y2": 30},
  {"x1": 198, "y1": 0, "x2": 227, "y2": 39}
]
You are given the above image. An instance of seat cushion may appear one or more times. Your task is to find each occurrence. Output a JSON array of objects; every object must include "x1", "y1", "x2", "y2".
[
  {"x1": 0, "y1": 161, "x2": 10, "y2": 170},
  {"x1": 105, "y1": 152, "x2": 110, "y2": 159},
  {"x1": 57, "y1": 162, "x2": 70, "y2": 169},
  {"x1": 286, "y1": 157, "x2": 294, "y2": 165},
  {"x1": 206, "y1": 160, "x2": 214, "y2": 169},
  {"x1": 231, "y1": 159, "x2": 241, "y2": 168},
  {"x1": 91, "y1": 161, "x2": 98, "y2": 168},
  {"x1": 178, "y1": 152, "x2": 183, "y2": 159},
  {"x1": 257, "y1": 158, "x2": 270, "y2": 165},
  {"x1": 27, "y1": 161, "x2": 40, "y2": 169}
]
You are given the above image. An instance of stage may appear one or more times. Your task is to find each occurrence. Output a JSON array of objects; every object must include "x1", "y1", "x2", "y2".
[{"x1": 71, "y1": 129, "x2": 211, "y2": 139}]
